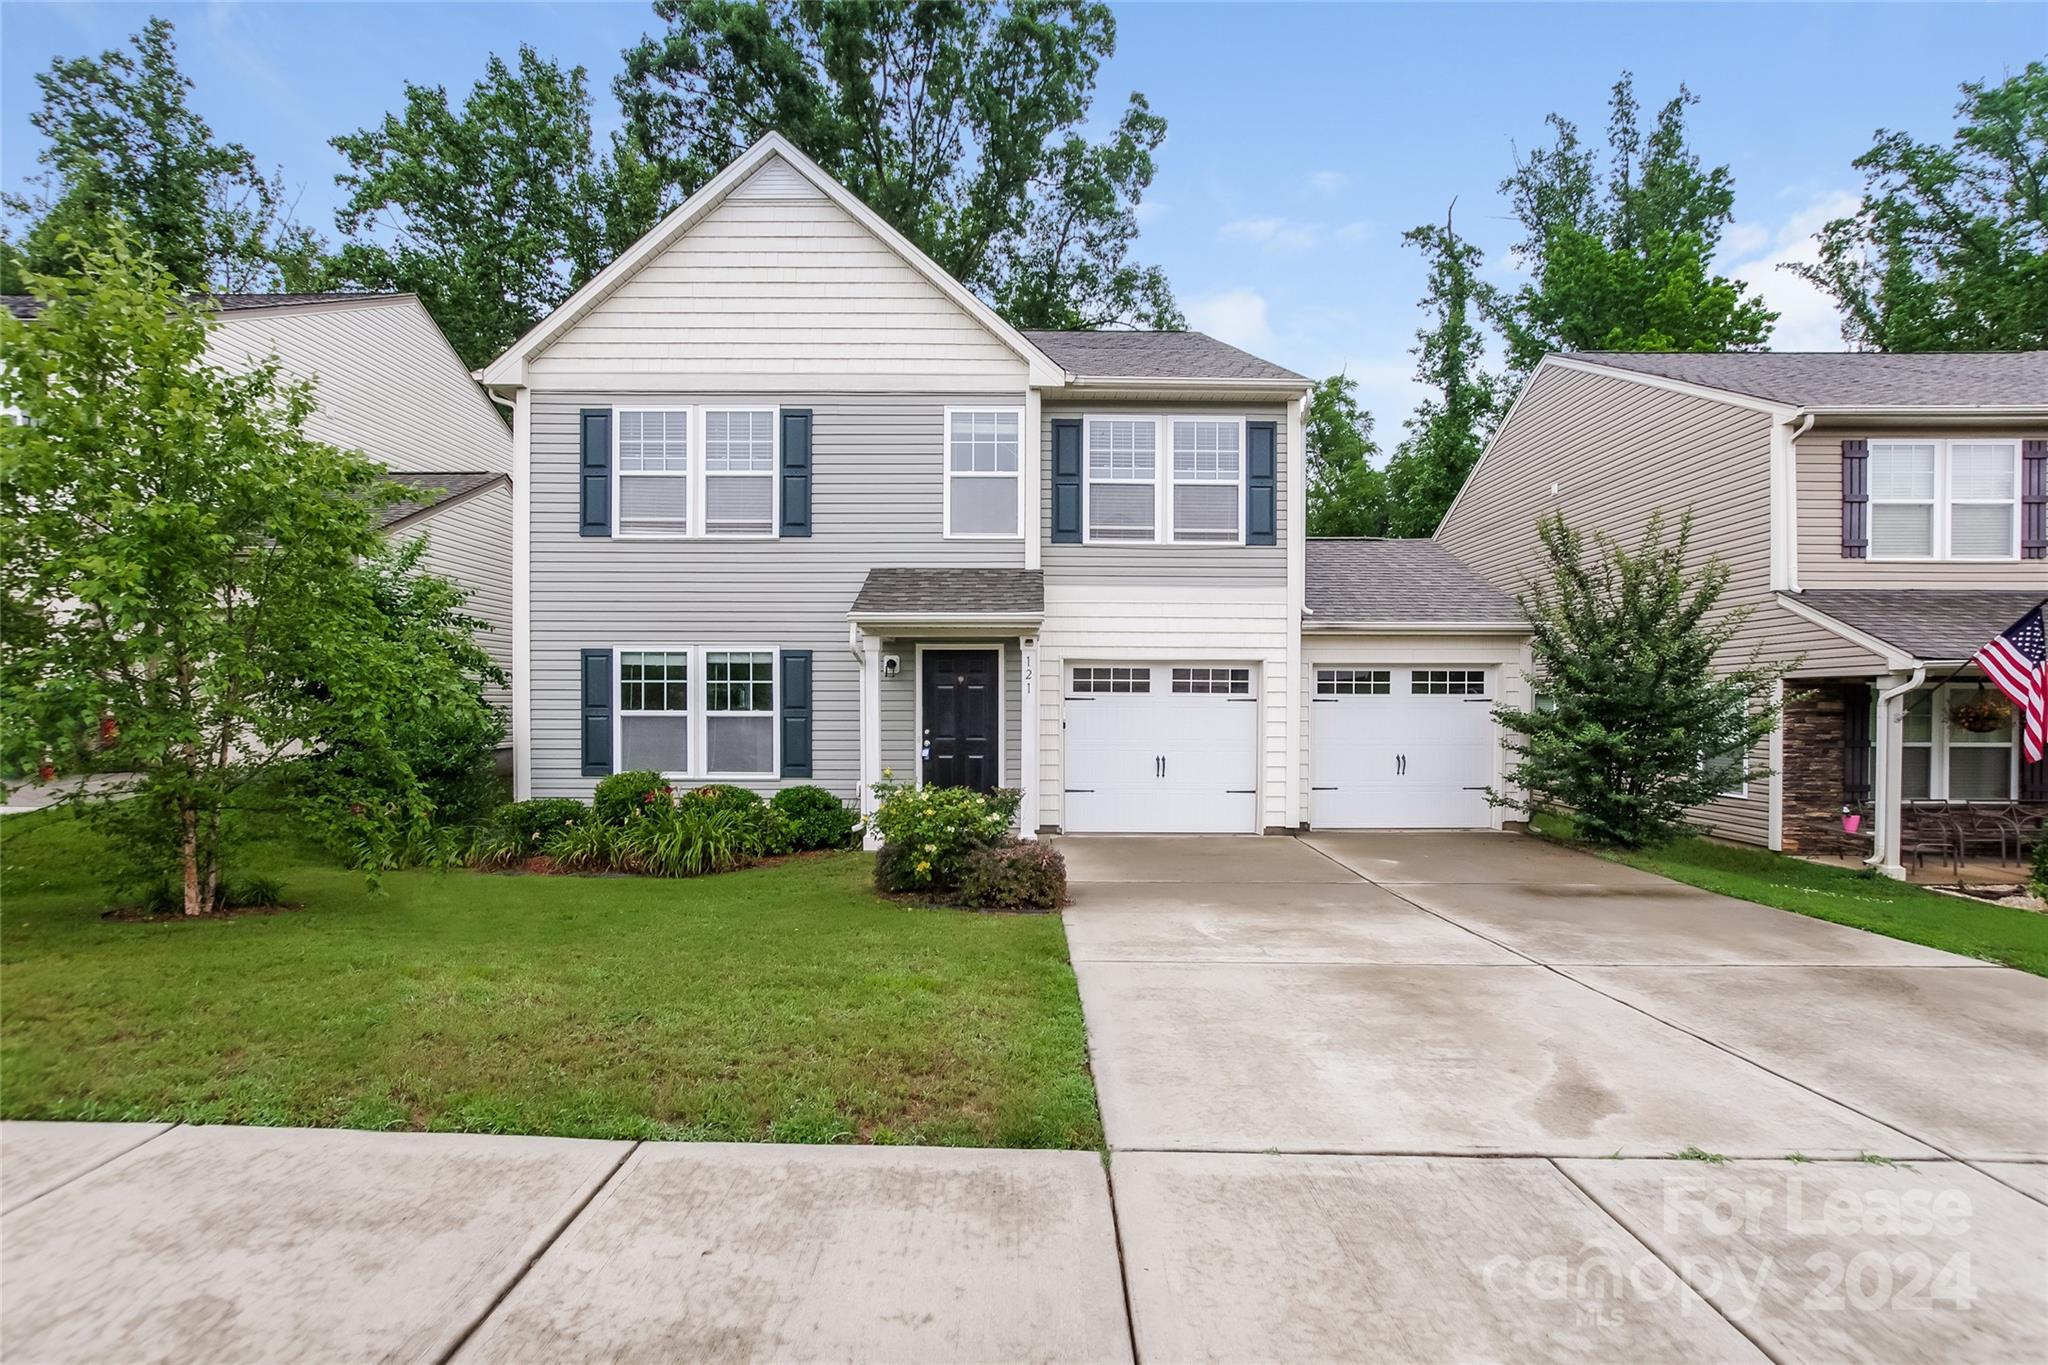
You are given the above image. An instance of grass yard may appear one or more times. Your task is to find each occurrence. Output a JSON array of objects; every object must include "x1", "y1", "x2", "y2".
[
  {"x1": 0, "y1": 810, "x2": 1101, "y2": 1148},
  {"x1": 1533, "y1": 814, "x2": 2048, "y2": 977}
]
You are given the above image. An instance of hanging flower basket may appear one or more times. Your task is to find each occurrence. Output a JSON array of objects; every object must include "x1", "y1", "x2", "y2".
[{"x1": 1948, "y1": 690, "x2": 2013, "y2": 734}]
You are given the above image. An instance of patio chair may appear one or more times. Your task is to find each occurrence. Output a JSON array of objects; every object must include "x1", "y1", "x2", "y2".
[
  {"x1": 1901, "y1": 801, "x2": 1961, "y2": 876},
  {"x1": 1950, "y1": 802, "x2": 2021, "y2": 868}
]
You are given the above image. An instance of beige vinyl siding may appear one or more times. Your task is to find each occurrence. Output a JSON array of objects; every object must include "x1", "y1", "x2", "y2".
[
  {"x1": 527, "y1": 175, "x2": 1028, "y2": 391},
  {"x1": 528, "y1": 389, "x2": 1025, "y2": 800},
  {"x1": 1795, "y1": 421, "x2": 2048, "y2": 588},
  {"x1": 1435, "y1": 363, "x2": 1881, "y2": 847},
  {"x1": 395, "y1": 480, "x2": 513, "y2": 720},
  {"x1": 206, "y1": 298, "x2": 509, "y2": 475},
  {"x1": 1040, "y1": 400, "x2": 1288, "y2": 586}
]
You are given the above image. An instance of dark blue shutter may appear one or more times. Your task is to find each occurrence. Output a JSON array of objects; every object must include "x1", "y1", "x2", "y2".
[
  {"x1": 579, "y1": 409, "x2": 611, "y2": 537},
  {"x1": 780, "y1": 409, "x2": 812, "y2": 537},
  {"x1": 2022, "y1": 439, "x2": 2045, "y2": 560},
  {"x1": 1841, "y1": 439, "x2": 1868, "y2": 558},
  {"x1": 580, "y1": 648, "x2": 613, "y2": 777},
  {"x1": 1246, "y1": 421, "x2": 1277, "y2": 546},
  {"x1": 780, "y1": 649, "x2": 813, "y2": 778},
  {"x1": 1051, "y1": 419, "x2": 1082, "y2": 543}
]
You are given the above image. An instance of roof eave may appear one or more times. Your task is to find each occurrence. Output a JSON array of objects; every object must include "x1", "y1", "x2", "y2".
[
  {"x1": 1301, "y1": 618, "x2": 1529, "y2": 634},
  {"x1": 1795, "y1": 405, "x2": 2048, "y2": 419},
  {"x1": 1051, "y1": 373, "x2": 1311, "y2": 393}
]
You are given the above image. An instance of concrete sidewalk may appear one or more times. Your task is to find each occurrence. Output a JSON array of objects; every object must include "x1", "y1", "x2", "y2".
[{"x1": 0, "y1": 1123, "x2": 1130, "y2": 1365}]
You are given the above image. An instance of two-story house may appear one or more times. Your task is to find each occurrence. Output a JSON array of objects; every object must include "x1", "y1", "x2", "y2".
[
  {"x1": 1436, "y1": 351, "x2": 2048, "y2": 877},
  {"x1": 478, "y1": 133, "x2": 1318, "y2": 836}
]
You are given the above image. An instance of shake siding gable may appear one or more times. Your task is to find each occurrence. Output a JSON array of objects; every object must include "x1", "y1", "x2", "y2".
[{"x1": 525, "y1": 190, "x2": 1028, "y2": 390}]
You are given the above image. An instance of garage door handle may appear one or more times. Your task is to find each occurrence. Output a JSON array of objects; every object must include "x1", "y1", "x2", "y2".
[
  {"x1": 1311, "y1": 785, "x2": 1338, "y2": 791},
  {"x1": 1225, "y1": 789, "x2": 1256, "y2": 794}
]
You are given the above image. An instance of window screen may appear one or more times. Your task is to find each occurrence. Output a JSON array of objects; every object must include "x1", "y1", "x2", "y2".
[
  {"x1": 703, "y1": 410, "x2": 774, "y2": 535},
  {"x1": 616, "y1": 410, "x2": 689, "y2": 535},
  {"x1": 947, "y1": 411, "x2": 1021, "y2": 536}
]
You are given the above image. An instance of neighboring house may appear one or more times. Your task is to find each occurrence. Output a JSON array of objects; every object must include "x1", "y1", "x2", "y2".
[
  {"x1": 479, "y1": 132, "x2": 1322, "y2": 835},
  {"x1": 1436, "y1": 350, "x2": 2048, "y2": 876}
]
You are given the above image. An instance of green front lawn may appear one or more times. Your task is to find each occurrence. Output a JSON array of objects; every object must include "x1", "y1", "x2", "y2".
[
  {"x1": 1534, "y1": 814, "x2": 2048, "y2": 977},
  {"x1": 0, "y1": 811, "x2": 1100, "y2": 1147}
]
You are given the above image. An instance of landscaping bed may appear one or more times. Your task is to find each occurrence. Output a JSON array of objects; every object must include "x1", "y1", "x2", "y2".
[{"x1": 0, "y1": 810, "x2": 1101, "y2": 1147}]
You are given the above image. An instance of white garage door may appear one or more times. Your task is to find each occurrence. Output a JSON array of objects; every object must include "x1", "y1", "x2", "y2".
[
  {"x1": 1064, "y1": 664, "x2": 1260, "y2": 833},
  {"x1": 1311, "y1": 667, "x2": 1497, "y2": 829}
]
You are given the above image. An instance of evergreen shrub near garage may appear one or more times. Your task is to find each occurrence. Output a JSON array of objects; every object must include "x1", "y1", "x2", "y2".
[
  {"x1": 772, "y1": 785, "x2": 859, "y2": 850},
  {"x1": 870, "y1": 780, "x2": 1063, "y2": 907},
  {"x1": 956, "y1": 841, "x2": 1066, "y2": 911}
]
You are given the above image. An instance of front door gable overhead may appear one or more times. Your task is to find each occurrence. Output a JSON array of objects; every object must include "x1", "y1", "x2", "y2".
[{"x1": 477, "y1": 132, "x2": 1063, "y2": 389}]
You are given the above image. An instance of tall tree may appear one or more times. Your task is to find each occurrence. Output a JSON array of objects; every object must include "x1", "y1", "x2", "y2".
[
  {"x1": 1303, "y1": 372, "x2": 1388, "y2": 538},
  {"x1": 329, "y1": 47, "x2": 669, "y2": 370},
  {"x1": 1495, "y1": 73, "x2": 1776, "y2": 371},
  {"x1": 0, "y1": 17, "x2": 322, "y2": 294},
  {"x1": 0, "y1": 237, "x2": 497, "y2": 912},
  {"x1": 1793, "y1": 63, "x2": 2048, "y2": 351},
  {"x1": 616, "y1": 0, "x2": 1181, "y2": 329},
  {"x1": 1383, "y1": 213, "x2": 1507, "y2": 538}
]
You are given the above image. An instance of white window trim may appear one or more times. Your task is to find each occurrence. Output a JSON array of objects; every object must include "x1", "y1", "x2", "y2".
[
  {"x1": 942, "y1": 405, "x2": 1025, "y2": 541},
  {"x1": 611, "y1": 405, "x2": 693, "y2": 541},
  {"x1": 1081, "y1": 413, "x2": 1164, "y2": 546},
  {"x1": 1868, "y1": 438, "x2": 2022, "y2": 563},
  {"x1": 699, "y1": 406, "x2": 781, "y2": 541},
  {"x1": 912, "y1": 642, "x2": 1006, "y2": 789},
  {"x1": 610, "y1": 406, "x2": 780, "y2": 540},
  {"x1": 1700, "y1": 749, "x2": 1750, "y2": 800},
  {"x1": 1903, "y1": 682, "x2": 2021, "y2": 802},
  {"x1": 612, "y1": 644, "x2": 780, "y2": 781},
  {"x1": 1166, "y1": 413, "x2": 1248, "y2": 547}
]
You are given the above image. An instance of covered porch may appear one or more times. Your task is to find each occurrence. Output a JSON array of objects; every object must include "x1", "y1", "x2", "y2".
[
  {"x1": 1779, "y1": 590, "x2": 2046, "y2": 880},
  {"x1": 846, "y1": 569, "x2": 1044, "y2": 841}
]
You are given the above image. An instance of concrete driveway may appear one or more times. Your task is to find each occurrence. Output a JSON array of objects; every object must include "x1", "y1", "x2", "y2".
[{"x1": 1062, "y1": 830, "x2": 2048, "y2": 1363}]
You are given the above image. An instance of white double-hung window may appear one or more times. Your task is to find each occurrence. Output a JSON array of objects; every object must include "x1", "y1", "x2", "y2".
[
  {"x1": 1902, "y1": 686, "x2": 2018, "y2": 801},
  {"x1": 615, "y1": 409, "x2": 691, "y2": 536},
  {"x1": 1169, "y1": 418, "x2": 1243, "y2": 543},
  {"x1": 1869, "y1": 439, "x2": 2021, "y2": 560},
  {"x1": 1085, "y1": 417, "x2": 1159, "y2": 541},
  {"x1": 618, "y1": 651, "x2": 690, "y2": 772},
  {"x1": 703, "y1": 409, "x2": 776, "y2": 537},
  {"x1": 704, "y1": 650, "x2": 776, "y2": 776},
  {"x1": 946, "y1": 408, "x2": 1022, "y2": 537}
]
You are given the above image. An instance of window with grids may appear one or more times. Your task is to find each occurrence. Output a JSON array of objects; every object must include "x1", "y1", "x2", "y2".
[
  {"x1": 618, "y1": 652, "x2": 689, "y2": 773},
  {"x1": 1070, "y1": 665, "x2": 1150, "y2": 694},
  {"x1": 702, "y1": 651, "x2": 775, "y2": 774},
  {"x1": 702, "y1": 410, "x2": 776, "y2": 536},
  {"x1": 1899, "y1": 686, "x2": 2017, "y2": 801},
  {"x1": 1085, "y1": 418, "x2": 1158, "y2": 540},
  {"x1": 1171, "y1": 666, "x2": 1251, "y2": 695},
  {"x1": 1317, "y1": 668, "x2": 1390, "y2": 696},
  {"x1": 1169, "y1": 419, "x2": 1242, "y2": 543},
  {"x1": 1870, "y1": 440, "x2": 2019, "y2": 559},
  {"x1": 947, "y1": 410, "x2": 1021, "y2": 537},
  {"x1": 1410, "y1": 669, "x2": 1486, "y2": 695},
  {"x1": 615, "y1": 410, "x2": 690, "y2": 536}
]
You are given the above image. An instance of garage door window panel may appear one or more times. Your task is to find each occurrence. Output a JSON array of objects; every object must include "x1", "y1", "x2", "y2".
[
  {"x1": 1169, "y1": 418, "x2": 1243, "y2": 544},
  {"x1": 1410, "y1": 669, "x2": 1487, "y2": 696},
  {"x1": 1071, "y1": 666, "x2": 1150, "y2": 695},
  {"x1": 1317, "y1": 668, "x2": 1390, "y2": 696},
  {"x1": 1171, "y1": 666, "x2": 1252, "y2": 696}
]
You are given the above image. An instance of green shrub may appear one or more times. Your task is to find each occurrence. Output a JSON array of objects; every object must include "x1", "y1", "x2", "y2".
[
  {"x1": 772, "y1": 785, "x2": 858, "y2": 851},
  {"x1": 870, "y1": 780, "x2": 1019, "y2": 890},
  {"x1": 617, "y1": 801, "x2": 754, "y2": 877},
  {"x1": 466, "y1": 823, "x2": 528, "y2": 871},
  {"x1": 594, "y1": 770, "x2": 674, "y2": 826},
  {"x1": 222, "y1": 875, "x2": 286, "y2": 909},
  {"x1": 495, "y1": 798, "x2": 588, "y2": 850},
  {"x1": 545, "y1": 819, "x2": 621, "y2": 872},
  {"x1": 2031, "y1": 834, "x2": 2048, "y2": 902},
  {"x1": 956, "y1": 841, "x2": 1066, "y2": 911},
  {"x1": 689, "y1": 783, "x2": 765, "y2": 815},
  {"x1": 748, "y1": 804, "x2": 796, "y2": 857}
]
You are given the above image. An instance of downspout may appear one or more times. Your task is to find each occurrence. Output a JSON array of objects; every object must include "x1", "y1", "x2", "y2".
[{"x1": 1864, "y1": 665, "x2": 1926, "y2": 873}]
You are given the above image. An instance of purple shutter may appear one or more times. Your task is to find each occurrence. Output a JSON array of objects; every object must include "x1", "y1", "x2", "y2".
[
  {"x1": 2023, "y1": 753, "x2": 2048, "y2": 802},
  {"x1": 1840, "y1": 439, "x2": 1868, "y2": 558},
  {"x1": 2022, "y1": 439, "x2": 2046, "y2": 560}
]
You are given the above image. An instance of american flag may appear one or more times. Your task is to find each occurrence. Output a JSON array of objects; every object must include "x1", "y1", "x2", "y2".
[{"x1": 1973, "y1": 604, "x2": 2047, "y2": 764}]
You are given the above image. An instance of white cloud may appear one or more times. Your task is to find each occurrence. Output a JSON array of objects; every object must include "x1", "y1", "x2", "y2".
[
  {"x1": 1307, "y1": 170, "x2": 1349, "y2": 196},
  {"x1": 1723, "y1": 188, "x2": 1861, "y2": 352},
  {"x1": 1217, "y1": 217, "x2": 1322, "y2": 253},
  {"x1": 1334, "y1": 220, "x2": 1373, "y2": 245},
  {"x1": 1188, "y1": 288, "x2": 1274, "y2": 352}
]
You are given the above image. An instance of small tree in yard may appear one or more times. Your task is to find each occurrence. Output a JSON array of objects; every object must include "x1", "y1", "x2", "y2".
[
  {"x1": 0, "y1": 235, "x2": 500, "y2": 912},
  {"x1": 1492, "y1": 512, "x2": 1797, "y2": 848}
]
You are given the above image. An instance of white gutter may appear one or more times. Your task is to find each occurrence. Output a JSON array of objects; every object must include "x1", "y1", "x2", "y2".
[
  {"x1": 1301, "y1": 620, "x2": 1531, "y2": 634},
  {"x1": 1865, "y1": 665, "x2": 1926, "y2": 876}
]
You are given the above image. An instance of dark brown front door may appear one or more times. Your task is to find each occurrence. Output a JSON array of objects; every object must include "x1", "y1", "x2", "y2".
[{"x1": 922, "y1": 650, "x2": 998, "y2": 792}]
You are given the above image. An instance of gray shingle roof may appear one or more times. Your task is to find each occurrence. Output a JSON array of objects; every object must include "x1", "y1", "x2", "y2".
[
  {"x1": 380, "y1": 472, "x2": 506, "y2": 530},
  {"x1": 1572, "y1": 350, "x2": 2048, "y2": 409},
  {"x1": 3, "y1": 291, "x2": 396, "y2": 321},
  {"x1": 1022, "y1": 329, "x2": 1305, "y2": 382},
  {"x1": 851, "y1": 568, "x2": 1044, "y2": 618},
  {"x1": 1306, "y1": 538, "x2": 1523, "y2": 626},
  {"x1": 1789, "y1": 589, "x2": 2048, "y2": 662}
]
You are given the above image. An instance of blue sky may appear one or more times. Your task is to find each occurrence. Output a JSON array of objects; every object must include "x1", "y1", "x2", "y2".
[{"x1": 3, "y1": 2, "x2": 2038, "y2": 437}]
